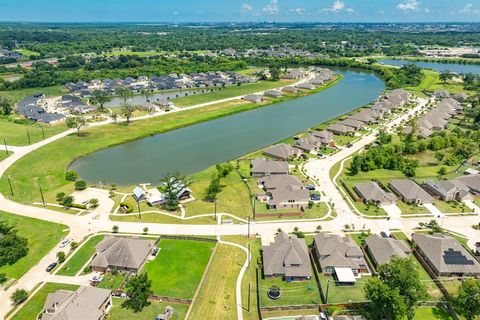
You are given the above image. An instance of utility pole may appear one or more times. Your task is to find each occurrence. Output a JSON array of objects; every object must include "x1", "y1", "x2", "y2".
[
  {"x1": 3, "y1": 138, "x2": 7, "y2": 155},
  {"x1": 38, "y1": 183, "x2": 45, "y2": 206},
  {"x1": 247, "y1": 282, "x2": 251, "y2": 312},
  {"x1": 247, "y1": 216, "x2": 250, "y2": 238},
  {"x1": 136, "y1": 199, "x2": 141, "y2": 219},
  {"x1": 7, "y1": 176, "x2": 14, "y2": 196},
  {"x1": 26, "y1": 129, "x2": 31, "y2": 144},
  {"x1": 247, "y1": 243, "x2": 251, "y2": 270},
  {"x1": 214, "y1": 197, "x2": 217, "y2": 221},
  {"x1": 41, "y1": 126, "x2": 45, "y2": 139},
  {"x1": 252, "y1": 196, "x2": 256, "y2": 220}
]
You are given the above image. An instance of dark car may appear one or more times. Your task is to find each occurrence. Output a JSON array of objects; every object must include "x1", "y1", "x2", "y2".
[
  {"x1": 46, "y1": 262, "x2": 57, "y2": 272},
  {"x1": 305, "y1": 185, "x2": 316, "y2": 191}
]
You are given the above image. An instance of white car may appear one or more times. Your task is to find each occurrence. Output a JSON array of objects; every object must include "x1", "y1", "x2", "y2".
[{"x1": 59, "y1": 239, "x2": 70, "y2": 248}]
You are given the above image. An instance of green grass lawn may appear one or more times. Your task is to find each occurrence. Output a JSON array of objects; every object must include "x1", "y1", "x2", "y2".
[
  {"x1": 110, "y1": 298, "x2": 188, "y2": 320},
  {"x1": 144, "y1": 239, "x2": 216, "y2": 299},
  {"x1": 10, "y1": 283, "x2": 79, "y2": 320},
  {"x1": 171, "y1": 80, "x2": 293, "y2": 107},
  {"x1": 317, "y1": 273, "x2": 369, "y2": 304},
  {"x1": 259, "y1": 276, "x2": 322, "y2": 307},
  {"x1": 433, "y1": 200, "x2": 466, "y2": 214},
  {"x1": 0, "y1": 85, "x2": 67, "y2": 103},
  {"x1": 0, "y1": 151, "x2": 11, "y2": 161},
  {"x1": 188, "y1": 243, "x2": 244, "y2": 320},
  {"x1": 0, "y1": 94, "x2": 311, "y2": 205},
  {"x1": 98, "y1": 272, "x2": 126, "y2": 290},
  {"x1": 397, "y1": 201, "x2": 430, "y2": 215},
  {"x1": 0, "y1": 211, "x2": 68, "y2": 281},
  {"x1": 185, "y1": 163, "x2": 253, "y2": 219},
  {"x1": 15, "y1": 48, "x2": 41, "y2": 57},
  {"x1": 0, "y1": 118, "x2": 67, "y2": 146},
  {"x1": 109, "y1": 212, "x2": 215, "y2": 225},
  {"x1": 413, "y1": 306, "x2": 453, "y2": 320},
  {"x1": 57, "y1": 234, "x2": 105, "y2": 276}
]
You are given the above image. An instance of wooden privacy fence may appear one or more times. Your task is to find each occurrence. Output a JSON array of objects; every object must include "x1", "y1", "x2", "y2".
[{"x1": 159, "y1": 235, "x2": 217, "y2": 243}]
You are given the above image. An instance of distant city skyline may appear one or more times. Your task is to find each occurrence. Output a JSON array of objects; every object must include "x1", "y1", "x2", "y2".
[{"x1": 0, "y1": 0, "x2": 479, "y2": 23}]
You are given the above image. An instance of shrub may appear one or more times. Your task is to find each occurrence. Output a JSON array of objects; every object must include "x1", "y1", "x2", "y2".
[
  {"x1": 119, "y1": 202, "x2": 133, "y2": 213},
  {"x1": 0, "y1": 273, "x2": 7, "y2": 284},
  {"x1": 112, "y1": 225, "x2": 119, "y2": 233},
  {"x1": 11, "y1": 289, "x2": 28, "y2": 306},
  {"x1": 71, "y1": 203, "x2": 87, "y2": 210},
  {"x1": 89, "y1": 198, "x2": 99, "y2": 208},
  {"x1": 70, "y1": 242, "x2": 78, "y2": 251},
  {"x1": 74, "y1": 180, "x2": 87, "y2": 191},
  {"x1": 143, "y1": 227, "x2": 149, "y2": 234},
  {"x1": 61, "y1": 196, "x2": 74, "y2": 207},
  {"x1": 56, "y1": 192, "x2": 66, "y2": 202},
  {"x1": 83, "y1": 266, "x2": 92, "y2": 274},
  {"x1": 57, "y1": 251, "x2": 65, "y2": 263},
  {"x1": 65, "y1": 170, "x2": 78, "y2": 181}
]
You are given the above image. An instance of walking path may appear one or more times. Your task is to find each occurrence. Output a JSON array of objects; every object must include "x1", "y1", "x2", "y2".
[{"x1": 2, "y1": 90, "x2": 480, "y2": 319}]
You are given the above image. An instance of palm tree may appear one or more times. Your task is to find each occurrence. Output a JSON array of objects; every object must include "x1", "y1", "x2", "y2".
[
  {"x1": 121, "y1": 103, "x2": 136, "y2": 124},
  {"x1": 115, "y1": 87, "x2": 133, "y2": 104},
  {"x1": 439, "y1": 70, "x2": 453, "y2": 84},
  {"x1": 91, "y1": 90, "x2": 111, "y2": 112}
]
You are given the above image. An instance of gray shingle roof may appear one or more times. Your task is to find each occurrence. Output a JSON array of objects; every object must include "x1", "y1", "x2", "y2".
[
  {"x1": 262, "y1": 231, "x2": 311, "y2": 278},
  {"x1": 354, "y1": 181, "x2": 396, "y2": 204},
  {"x1": 413, "y1": 233, "x2": 480, "y2": 275},
  {"x1": 263, "y1": 143, "x2": 298, "y2": 160},
  {"x1": 365, "y1": 234, "x2": 411, "y2": 265},
  {"x1": 251, "y1": 158, "x2": 289, "y2": 175},
  {"x1": 314, "y1": 233, "x2": 367, "y2": 271},
  {"x1": 389, "y1": 179, "x2": 434, "y2": 203}
]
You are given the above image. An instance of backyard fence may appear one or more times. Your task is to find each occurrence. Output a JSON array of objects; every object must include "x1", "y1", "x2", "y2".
[
  {"x1": 340, "y1": 179, "x2": 359, "y2": 202},
  {"x1": 149, "y1": 295, "x2": 192, "y2": 305},
  {"x1": 255, "y1": 211, "x2": 303, "y2": 218}
]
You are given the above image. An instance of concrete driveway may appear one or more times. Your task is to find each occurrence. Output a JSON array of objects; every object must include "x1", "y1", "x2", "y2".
[
  {"x1": 464, "y1": 200, "x2": 480, "y2": 214},
  {"x1": 381, "y1": 203, "x2": 402, "y2": 218},
  {"x1": 423, "y1": 203, "x2": 444, "y2": 217}
]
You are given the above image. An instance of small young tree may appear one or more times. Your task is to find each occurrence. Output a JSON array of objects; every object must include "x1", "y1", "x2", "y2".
[
  {"x1": 160, "y1": 172, "x2": 192, "y2": 211},
  {"x1": 61, "y1": 196, "x2": 74, "y2": 207},
  {"x1": 116, "y1": 87, "x2": 133, "y2": 104},
  {"x1": 66, "y1": 116, "x2": 87, "y2": 134},
  {"x1": 91, "y1": 90, "x2": 112, "y2": 112},
  {"x1": 143, "y1": 227, "x2": 149, "y2": 234},
  {"x1": 0, "y1": 96, "x2": 12, "y2": 115},
  {"x1": 112, "y1": 225, "x2": 119, "y2": 233},
  {"x1": 89, "y1": 198, "x2": 99, "y2": 208},
  {"x1": 0, "y1": 272, "x2": 7, "y2": 284},
  {"x1": 57, "y1": 251, "x2": 66, "y2": 263},
  {"x1": 204, "y1": 173, "x2": 221, "y2": 202},
  {"x1": 56, "y1": 192, "x2": 66, "y2": 202},
  {"x1": 434, "y1": 151, "x2": 445, "y2": 164},
  {"x1": 437, "y1": 166, "x2": 447, "y2": 177},
  {"x1": 65, "y1": 170, "x2": 78, "y2": 181},
  {"x1": 74, "y1": 180, "x2": 87, "y2": 191},
  {"x1": 123, "y1": 273, "x2": 153, "y2": 312},
  {"x1": 121, "y1": 103, "x2": 136, "y2": 123},
  {"x1": 11, "y1": 289, "x2": 28, "y2": 306}
]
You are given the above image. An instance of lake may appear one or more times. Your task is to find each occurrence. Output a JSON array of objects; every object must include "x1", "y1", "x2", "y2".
[
  {"x1": 70, "y1": 69, "x2": 385, "y2": 185},
  {"x1": 379, "y1": 59, "x2": 480, "y2": 74}
]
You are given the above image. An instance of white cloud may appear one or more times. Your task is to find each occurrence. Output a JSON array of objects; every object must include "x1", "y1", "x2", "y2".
[
  {"x1": 323, "y1": 1, "x2": 354, "y2": 13},
  {"x1": 290, "y1": 7, "x2": 306, "y2": 15},
  {"x1": 459, "y1": 3, "x2": 479, "y2": 14},
  {"x1": 396, "y1": 0, "x2": 419, "y2": 11},
  {"x1": 424, "y1": 7, "x2": 430, "y2": 13},
  {"x1": 241, "y1": 3, "x2": 253, "y2": 13},
  {"x1": 172, "y1": 11, "x2": 179, "y2": 15},
  {"x1": 263, "y1": 0, "x2": 279, "y2": 15}
]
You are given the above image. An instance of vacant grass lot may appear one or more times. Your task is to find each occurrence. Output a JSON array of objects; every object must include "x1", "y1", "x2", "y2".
[
  {"x1": 109, "y1": 212, "x2": 215, "y2": 224},
  {"x1": 57, "y1": 234, "x2": 105, "y2": 276},
  {"x1": 0, "y1": 211, "x2": 68, "y2": 281},
  {"x1": 0, "y1": 118, "x2": 67, "y2": 146},
  {"x1": 11, "y1": 283, "x2": 79, "y2": 320},
  {"x1": 172, "y1": 80, "x2": 293, "y2": 107},
  {"x1": 406, "y1": 69, "x2": 474, "y2": 96},
  {"x1": 0, "y1": 85, "x2": 67, "y2": 103},
  {"x1": 188, "y1": 243, "x2": 243, "y2": 320},
  {"x1": 144, "y1": 239, "x2": 215, "y2": 299},
  {"x1": 110, "y1": 297, "x2": 188, "y2": 320}
]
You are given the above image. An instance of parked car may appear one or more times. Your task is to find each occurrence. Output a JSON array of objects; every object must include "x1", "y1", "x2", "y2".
[
  {"x1": 59, "y1": 239, "x2": 70, "y2": 248},
  {"x1": 317, "y1": 153, "x2": 326, "y2": 159},
  {"x1": 46, "y1": 262, "x2": 57, "y2": 272},
  {"x1": 305, "y1": 185, "x2": 316, "y2": 191},
  {"x1": 346, "y1": 143, "x2": 353, "y2": 148}
]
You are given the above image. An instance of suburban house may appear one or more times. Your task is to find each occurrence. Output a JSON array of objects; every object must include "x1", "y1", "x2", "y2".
[
  {"x1": 16, "y1": 94, "x2": 66, "y2": 124},
  {"x1": 251, "y1": 158, "x2": 289, "y2": 177},
  {"x1": 262, "y1": 231, "x2": 311, "y2": 281},
  {"x1": 412, "y1": 233, "x2": 480, "y2": 277},
  {"x1": 313, "y1": 233, "x2": 369, "y2": 283},
  {"x1": 348, "y1": 110, "x2": 377, "y2": 124},
  {"x1": 389, "y1": 179, "x2": 434, "y2": 204},
  {"x1": 293, "y1": 135, "x2": 321, "y2": 153},
  {"x1": 242, "y1": 94, "x2": 264, "y2": 103},
  {"x1": 312, "y1": 130, "x2": 334, "y2": 146},
  {"x1": 267, "y1": 185, "x2": 310, "y2": 210},
  {"x1": 284, "y1": 69, "x2": 304, "y2": 79},
  {"x1": 454, "y1": 175, "x2": 480, "y2": 195},
  {"x1": 40, "y1": 286, "x2": 112, "y2": 320},
  {"x1": 365, "y1": 234, "x2": 411, "y2": 266},
  {"x1": 282, "y1": 86, "x2": 298, "y2": 94},
  {"x1": 326, "y1": 123, "x2": 354, "y2": 136},
  {"x1": 296, "y1": 82, "x2": 315, "y2": 90},
  {"x1": 264, "y1": 89, "x2": 283, "y2": 98},
  {"x1": 90, "y1": 236, "x2": 156, "y2": 273},
  {"x1": 354, "y1": 181, "x2": 397, "y2": 205},
  {"x1": 338, "y1": 118, "x2": 364, "y2": 130},
  {"x1": 263, "y1": 143, "x2": 300, "y2": 161},
  {"x1": 259, "y1": 174, "x2": 303, "y2": 191},
  {"x1": 423, "y1": 179, "x2": 473, "y2": 202},
  {"x1": 132, "y1": 185, "x2": 191, "y2": 206}
]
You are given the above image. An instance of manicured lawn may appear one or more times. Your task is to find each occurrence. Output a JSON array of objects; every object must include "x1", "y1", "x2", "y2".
[
  {"x1": 0, "y1": 95, "x2": 302, "y2": 205},
  {"x1": 0, "y1": 118, "x2": 67, "y2": 146},
  {"x1": 318, "y1": 273, "x2": 369, "y2": 304},
  {"x1": 57, "y1": 234, "x2": 105, "y2": 276},
  {"x1": 0, "y1": 85, "x2": 67, "y2": 103},
  {"x1": 110, "y1": 298, "x2": 188, "y2": 320},
  {"x1": 0, "y1": 211, "x2": 68, "y2": 281},
  {"x1": 109, "y1": 213, "x2": 215, "y2": 224},
  {"x1": 171, "y1": 80, "x2": 292, "y2": 107},
  {"x1": 98, "y1": 272, "x2": 126, "y2": 290},
  {"x1": 413, "y1": 306, "x2": 453, "y2": 320},
  {"x1": 433, "y1": 200, "x2": 466, "y2": 214},
  {"x1": 185, "y1": 162, "x2": 253, "y2": 219},
  {"x1": 334, "y1": 134, "x2": 358, "y2": 146},
  {"x1": 440, "y1": 278, "x2": 463, "y2": 296},
  {"x1": 144, "y1": 239, "x2": 216, "y2": 299},
  {"x1": 0, "y1": 151, "x2": 11, "y2": 161},
  {"x1": 353, "y1": 200, "x2": 388, "y2": 217},
  {"x1": 412, "y1": 256, "x2": 443, "y2": 301},
  {"x1": 188, "y1": 243, "x2": 244, "y2": 320},
  {"x1": 11, "y1": 283, "x2": 79, "y2": 320},
  {"x1": 259, "y1": 276, "x2": 322, "y2": 307},
  {"x1": 397, "y1": 201, "x2": 430, "y2": 215}
]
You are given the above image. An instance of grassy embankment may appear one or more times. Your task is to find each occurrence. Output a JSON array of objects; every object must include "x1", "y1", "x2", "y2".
[
  {"x1": 0, "y1": 76, "x2": 341, "y2": 210},
  {"x1": 0, "y1": 211, "x2": 68, "y2": 282},
  {"x1": 0, "y1": 118, "x2": 67, "y2": 146}
]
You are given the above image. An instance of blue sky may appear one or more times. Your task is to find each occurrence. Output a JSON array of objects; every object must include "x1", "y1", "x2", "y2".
[{"x1": 0, "y1": 0, "x2": 479, "y2": 22}]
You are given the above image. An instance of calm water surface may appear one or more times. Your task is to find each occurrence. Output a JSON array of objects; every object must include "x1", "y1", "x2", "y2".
[
  {"x1": 71, "y1": 70, "x2": 385, "y2": 185},
  {"x1": 379, "y1": 59, "x2": 480, "y2": 74}
]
